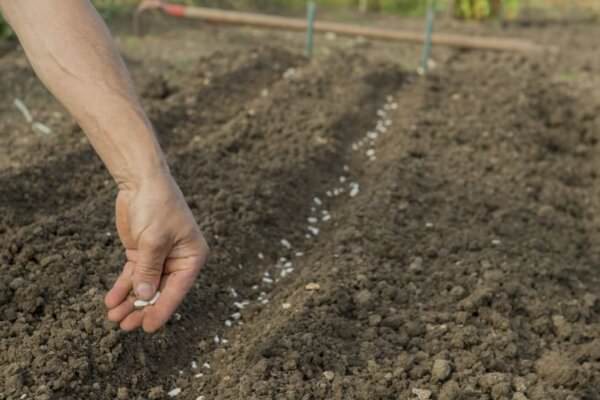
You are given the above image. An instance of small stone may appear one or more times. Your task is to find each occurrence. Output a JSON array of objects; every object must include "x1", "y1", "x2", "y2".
[
  {"x1": 412, "y1": 388, "x2": 432, "y2": 400},
  {"x1": 535, "y1": 351, "x2": 578, "y2": 387},
  {"x1": 148, "y1": 386, "x2": 164, "y2": 400},
  {"x1": 491, "y1": 382, "x2": 512, "y2": 400},
  {"x1": 439, "y1": 381, "x2": 460, "y2": 400},
  {"x1": 479, "y1": 373, "x2": 508, "y2": 389},
  {"x1": 408, "y1": 257, "x2": 423, "y2": 272},
  {"x1": 431, "y1": 359, "x2": 452, "y2": 383},
  {"x1": 117, "y1": 387, "x2": 128, "y2": 400},
  {"x1": 368, "y1": 314, "x2": 382, "y2": 326},
  {"x1": 449, "y1": 285, "x2": 465, "y2": 298},
  {"x1": 323, "y1": 371, "x2": 335, "y2": 381},
  {"x1": 354, "y1": 289, "x2": 372, "y2": 306},
  {"x1": 552, "y1": 315, "x2": 572, "y2": 338}
]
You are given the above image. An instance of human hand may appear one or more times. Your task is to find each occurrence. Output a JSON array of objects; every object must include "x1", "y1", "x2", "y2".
[{"x1": 104, "y1": 171, "x2": 209, "y2": 333}]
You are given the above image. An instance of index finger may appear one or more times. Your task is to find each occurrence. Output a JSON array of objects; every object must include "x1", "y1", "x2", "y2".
[{"x1": 141, "y1": 261, "x2": 200, "y2": 333}]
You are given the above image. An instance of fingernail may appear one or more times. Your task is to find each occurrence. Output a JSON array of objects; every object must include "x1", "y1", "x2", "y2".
[{"x1": 135, "y1": 283, "x2": 155, "y2": 300}]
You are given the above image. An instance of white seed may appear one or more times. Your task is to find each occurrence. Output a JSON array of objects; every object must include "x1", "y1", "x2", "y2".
[
  {"x1": 229, "y1": 288, "x2": 238, "y2": 298},
  {"x1": 134, "y1": 299, "x2": 148, "y2": 308},
  {"x1": 262, "y1": 277, "x2": 273, "y2": 284},
  {"x1": 13, "y1": 99, "x2": 33, "y2": 123},
  {"x1": 192, "y1": 361, "x2": 198, "y2": 369},
  {"x1": 385, "y1": 119, "x2": 392, "y2": 127},
  {"x1": 366, "y1": 149, "x2": 375, "y2": 157},
  {"x1": 234, "y1": 301, "x2": 248, "y2": 309},
  {"x1": 343, "y1": 165, "x2": 350, "y2": 172},
  {"x1": 231, "y1": 312, "x2": 241, "y2": 320},
  {"x1": 308, "y1": 217, "x2": 318, "y2": 224},
  {"x1": 326, "y1": 191, "x2": 333, "y2": 197},
  {"x1": 196, "y1": 396, "x2": 206, "y2": 400},
  {"x1": 281, "y1": 239, "x2": 292, "y2": 249},
  {"x1": 203, "y1": 362, "x2": 211, "y2": 369},
  {"x1": 282, "y1": 303, "x2": 292, "y2": 309},
  {"x1": 194, "y1": 373, "x2": 204, "y2": 378},
  {"x1": 295, "y1": 251, "x2": 304, "y2": 257},
  {"x1": 168, "y1": 388, "x2": 182, "y2": 397},
  {"x1": 307, "y1": 226, "x2": 320, "y2": 236},
  {"x1": 349, "y1": 184, "x2": 360, "y2": 197},
  {"x1": 225, "y1": 320, "x2": 232, "y2": 327},
  {"x1": 322, "y1": 214, "x2": 331, "y2": 222},
  {"x1": 32, "y1": 122, "x2": 53, "y2": 135},
  {"x1": 314, "y1": 197, "x2": 322, "y2": 206},
  {"x1": 214, "y1": 335, "x2": 220, "y2": 344}
]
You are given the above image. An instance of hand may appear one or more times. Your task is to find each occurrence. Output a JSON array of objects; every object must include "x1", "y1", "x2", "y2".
[{"x1": 104, "y1": 171, "x2": 209, "y2": 333}]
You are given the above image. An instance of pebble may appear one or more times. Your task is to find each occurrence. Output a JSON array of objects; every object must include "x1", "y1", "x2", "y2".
[
  {"x1": 323, "y1": 371, "x2": 335, "y2": 381},
  {"x1": 412, "y1": 388, "x2": 432, "y2": 400},
  {"x1": 431, "y1": 359, "x2": 452, "y2": 383},
  {"x1": 117, "y1": 387, "x2": 129, "y2": 400}
]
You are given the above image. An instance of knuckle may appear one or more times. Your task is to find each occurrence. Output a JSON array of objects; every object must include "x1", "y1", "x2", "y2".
[{"x1": 134, "y1": 262, "x2": 163, "y2": 279}]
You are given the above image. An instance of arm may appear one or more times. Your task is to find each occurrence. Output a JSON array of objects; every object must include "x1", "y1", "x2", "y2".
[{"x1": 0, "y1": 0, "x2": 209, "y2": 333}]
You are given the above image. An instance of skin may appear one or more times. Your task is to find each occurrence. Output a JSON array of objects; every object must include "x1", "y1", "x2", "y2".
[{"x1": 0, "y1": 0, "x2": 209, "y2": 333}]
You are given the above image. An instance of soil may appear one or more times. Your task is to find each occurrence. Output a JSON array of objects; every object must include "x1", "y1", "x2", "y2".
[{"x1": 2, "y1": 11, "x2": 600, "y2": 400}]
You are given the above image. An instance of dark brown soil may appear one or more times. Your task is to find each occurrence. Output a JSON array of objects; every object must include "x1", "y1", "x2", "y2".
[{"x1": 2, "y1": 13, "x2": 600, "y2": 400}]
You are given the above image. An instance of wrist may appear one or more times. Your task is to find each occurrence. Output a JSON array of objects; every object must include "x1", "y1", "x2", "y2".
[{"x1": 114, "y1": 153, "x2": 172, "y2": 192}]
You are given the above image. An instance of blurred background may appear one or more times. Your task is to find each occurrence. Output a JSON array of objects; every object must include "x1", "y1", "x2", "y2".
[{"x1": 2, "y1": 0, "x2": 600, "y2": 37}]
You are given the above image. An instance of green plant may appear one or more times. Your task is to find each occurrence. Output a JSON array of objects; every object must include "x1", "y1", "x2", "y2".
[{"x1": 0, "y1": 13, "x2": 14, "y2": 39}]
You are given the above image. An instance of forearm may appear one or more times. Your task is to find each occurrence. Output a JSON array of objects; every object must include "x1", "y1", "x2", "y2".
[{"x1": 0, "y1": 0, "x2": 167, "y2": 188}]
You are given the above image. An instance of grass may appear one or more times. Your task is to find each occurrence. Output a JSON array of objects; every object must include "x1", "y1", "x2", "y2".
[{"x1": 0, "y1": 14, "x2": 13, "y2": 39}]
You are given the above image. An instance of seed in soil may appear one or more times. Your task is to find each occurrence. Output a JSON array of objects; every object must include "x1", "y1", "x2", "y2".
[
  {"x1": 314, "y1": 197, "x2": 322, "y2": 206},
  {"x1": 280, "y1": 239, "x2": 292, "y2": 249},
  {"x1": 167, "y1": 388, "x2": 181, "y2": 397},
  {"x1": 307, "y1": 226, "x2": 319, "y2": 236}
]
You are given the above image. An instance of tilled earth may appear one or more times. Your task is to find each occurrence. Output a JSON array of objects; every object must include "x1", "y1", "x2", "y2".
[{"x1": 2, "y1": 16, "x2": 600, "y2": 400}]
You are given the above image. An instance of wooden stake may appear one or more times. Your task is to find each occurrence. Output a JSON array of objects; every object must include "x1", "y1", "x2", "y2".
[{"x1": 141, "y1": 3, "x2": 548, "y2": 54}]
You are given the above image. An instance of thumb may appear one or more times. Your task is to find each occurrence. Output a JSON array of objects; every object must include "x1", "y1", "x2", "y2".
[{"x1": 132, "y1": 235, "x2": 170, "y2": 301}]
